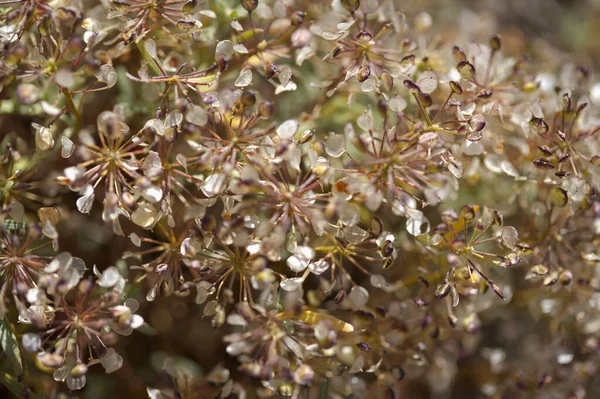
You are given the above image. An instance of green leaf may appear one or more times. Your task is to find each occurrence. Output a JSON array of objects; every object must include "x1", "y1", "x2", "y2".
[{"x1": 0, "y1": 317, "x2": 23, "y2": 377}]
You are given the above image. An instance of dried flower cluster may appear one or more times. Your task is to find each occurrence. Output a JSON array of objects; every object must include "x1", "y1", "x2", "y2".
[{"x1": 1, "y1": 0, "x2": 600, "y2": 398}]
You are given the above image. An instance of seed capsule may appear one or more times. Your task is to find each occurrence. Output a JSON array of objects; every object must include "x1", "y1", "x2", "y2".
[
  {"x1": 258, "y1": 101, "x2": 274, "y2": 118},
  {"x1": 217, "y1": 55, "x2": 227, "y2": 73},
  {"x1": 357, "y1": 65, "x2": 371, "y2": 82},
  {"x1": 240, "y1": 90, "x2": 256, "y2": 106},
  {"x1": 71, "y1": 363, "x2": 88, "y2": 378},
  {"x1": 457, "y1": 61, "x2": 475, "y2": 79},
  {"x1": 183, "y1": 0, "x2": 197, "y2": 12},
  {"x1": 241, "y1": 0, "x2": 258, "y2": 12},
  {"x1": 559, "y1": 269, "x2": 573, "y2": 285},
  {"x1": 380, "y1": 240, "x2": 394, "y2": 257},
  {"x1": 333, "y1": 45, "x2": 345, "y2": 58},
  {"x1": 530, "y1": 118, "x2": 549, "y2": 135},
  {"x1": 490, "y1": 34, "x2": 501, "y2": 51},
  {"x1": 449, "y1": 81, "x2": 463, "y2": 94},
  {"x1": 533, "y1": 159, "x2": 554, "y2": 169},
  {"x1": 435, "y1": 283, "x2": 451, "y2": 299},
  {"x1": 299, "y1": 129, "x2": 314, "y2": 144},
  {"x1": 356, "y1": 31, "x2": 373, "y2": 43},
  {"x1": 460, "y1": 205, "x2": 475, "y2": 220},
  {"x1": 549, "y1": 187, "x2": 568, "y2": 207},
  {"x1": 264, "y1": 62, "x2": 277, "y2": 79},
  {"x1": 291, "y1": 11, "x2": 305, "y2": 26},
  {"x1": 403, "y1": 79, "x2": 420, "y2": 92},
  {"x1": 341, "y1": 0, "x2": 360, "y2": 12}
]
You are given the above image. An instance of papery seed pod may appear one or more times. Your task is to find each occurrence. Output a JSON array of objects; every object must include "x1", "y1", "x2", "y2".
[
  {"x1": 217, "y1": 55, "x2": 227, "y2": 73},
  {"x1": 382, "y1": 257, "x2": 394, "y2": 269},
  {"x1": 562, "y1": 93, "x2": 572, "y2": 111},
  {"x1": 456, "y1": 266, "x2": 471, "y2": 280},
  {"x1": 530, "y1": 118, "x2": 549, "y2": 135},
  {"x1": 452, "y1": 45, "x2": 467, "y2": 63},
  {"x1": 537, "y1": 145, "x2": 553, "y2": 157},
  {"x1": 490, "y1": 34, "x2": 501, "y2": 51},
  {"x1": 291, "y1": 11, "x2": 305, "y2": 26},
  {"x1": 17, "y1": 84, "x2": 39, "y2": 105},
  {"x1": 232, "y1": 101, "x2": 244, "y2": 115},
  {"x1": 183, "y1": 0, "x2": 197, "y2": 13},
  {"x1": 403, "y1": 79, "x2": 420, "y2": 92},
  {"x1": 441, "y1": 210, "x2": 458, "y2": 223},
  {"x1": 241, "y1": 0, "x2": 258, "y2": 12},
  {"x1": 560, "y1": 269, "x2": 573, "y2": 285},
  {"x1": 576, "y1": 102, "x2": 588, "y2": 114},
  {"x1": 356, "y1": 341, "x2": 371, "y2": 351},
  {"x1": 121, "y1": 191, "x2": 136, "y2": 209},
  {"x1": 370, "y1": 217, "x2": 383, "y2": 236},
  {"x1": 337, "y1": 345, "x2": 357, "y2": 366},
  {"x1": 531, "y1": 264, "x2": 549, "y2": 275},
  {"x1": 543, "y1": 271, "x2": 559, "y2": 286},
  {"x1": 401, "y1": 54, "x2": 416, "y2": 65},
  {"x1": 159, "y1": 280, "x2": 170, "y2": 296},
  {"x1": 299, "y1": 129, "x2": 314, "y2": 144},
  {"x1": 264, "y1": 62, "x2": 277, "y2": 79},
  {"x1": 380, "y1": 240, "x2": 394, "y2": 257},
  {"x1": 341, "y1": 0, "x2": 360, "y2": 12},
  {"x1": 549, "y1": 187, "x2": 568, "y2": 207},
  {"x1": 435, "y1": 283, "x2": 451, "y2": 299},
  {"x1": 419, "y1": 93, "x2": 432, "y2": 107},
  {"x1": 38, "y1": 207, "x2": 61, "y2": 226},
  {"x1": 460, "y1": 205, "x2": 475, "y2": 220},
  {"x1": 311, "y1": 140, "x2": 325, "y2": 155},
  {"x1": 258, "y1": 101, "x2": 274, "y2": 118},
  {"x1": 357, "y1": 65, "x2": 371, "y2": 82},
  {"x1": 490, "y1": 210, "x2": 502, "y2": 226},
  {"x1": 414, "y1": 12, "x2": 432, "y2": 32},
  {"x1": 449, "y1": 81, "x2": 463, "y2": 94},
  {"x1": 111, "y1": 0, "x2": 130, "y2": 11},
  {"x1": 469, "y1": 114, "x2": 486, "y2": 131},
  {"x1": 377, "y1": 99, "x2": 387, "y2": 117},
  {"x1": 434, "y1": 223, "x2": 449, "y2": 235},
  {"x1": 174, "y1": 97, "x2": 188, "y2": 113},
  {"x1": 278, "y1": 383, "x2": 293, "y2": 397},
  {"x1": 294, "y1": 364, "x2": 315, "y2": 385},
  {"x1": 477, "y1": 88, "x2": 493, "y2": 98},
  {"x1": 356, "y1": 31, "x2": 373, "y2": 43},
  {"x1": 381, "y1": 71, "x2": 393, "y2": 91},
  {"x1": 176, "y1": 19, "x2": 196, "y2": 31},
  {"x1": 457, "y1": 61, "x2": 475, "y2": 79},
  {"x1": 533, "y1": 159, "x2": 554, "y2": 169},
  {"x1": 57, "y1": 6, "x2": 79, "y2": 20},
  {"x1": 333, "y1": 46, "x2": 345, "y2": 58},
  {"x1": 558, "y1": 153, "x2": 571, "y2": 164}
]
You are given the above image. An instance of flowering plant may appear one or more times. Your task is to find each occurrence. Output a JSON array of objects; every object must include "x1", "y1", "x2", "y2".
[{"x1": 1, "y1": 0, "x2": 600, "y2": 398}]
